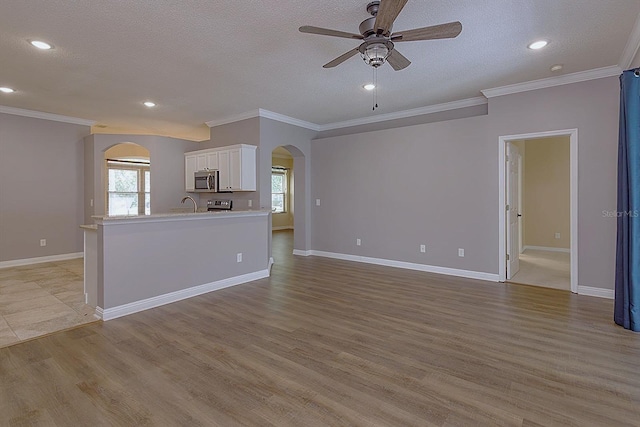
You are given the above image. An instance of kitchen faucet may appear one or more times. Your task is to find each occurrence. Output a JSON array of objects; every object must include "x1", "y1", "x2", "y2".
[{"x1": 181, "y1": 196, "x2": 197, "y2": 213}]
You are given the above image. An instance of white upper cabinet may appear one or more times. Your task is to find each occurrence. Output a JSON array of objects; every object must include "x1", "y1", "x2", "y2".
[
  {"x1": 184, "y1": 144, "x2": 256, "y2": 192},
  {"x1": 196, "y1": 153, "x2": 207, "y2": 171},
  {"x1": 185, "y1": 155, "x2": 197, "y2": 192}
]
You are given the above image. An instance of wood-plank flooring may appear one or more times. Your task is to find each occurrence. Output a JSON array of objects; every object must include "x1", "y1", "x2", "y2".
[{"x1": 1, "y1": 230, "x2": 639, "y2": 426}]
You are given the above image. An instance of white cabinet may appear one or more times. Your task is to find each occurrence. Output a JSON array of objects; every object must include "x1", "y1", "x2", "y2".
[
  {"x1": 184, "y1": 144, "x2": 256, "y2": 192},
  {"x1": 217, "y1": 146, "x2": 256, "y2": 191},
  {"x1": 185, "y1": 154, "x2": 197, "y2": 192},
  {"x1": 196, "y1": 154, "x2": 207, "y2": 172},
  {"x1": 217, "y1": 150, "x2": 230, "y2": 191},
  {"x1": 206, "y1": 152, "x2": 219, "y2": 170}
]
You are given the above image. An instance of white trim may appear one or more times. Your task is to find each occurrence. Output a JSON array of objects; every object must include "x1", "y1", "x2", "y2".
[
  {"x1": 317, "y1": 97, "x2": 488, "y2": 131},
  {"x1": 205, "y1": 109, "x2": 261, "y2": 128},
  {"x1": 292, "y1": 249, "x2": 311, "y2": 256},
  {"x1": 97, "y1": 269, "x2": 270, "y2": 321},
  {"x1": 308, "y1": 250, "x2": 499, "y2": 282},
  {"x1": 204, "y1": 98, "x2": 486, "y2": 132},
  {"x1": 0, "y1": 252, "x2": 83, "y2": 269},
  {"x1": 577, "y1": 286, "x2": 614, "y2": 299},
  {"x1": 206, "y1": 108, "x2": 320, "y2": 131},
  {"x1": 620, "y1": 11, "x2": 640, "y2": 69},
  {"x1": 498, "y1": 129, "x2": 578, "y2": 294},
  {"x1": 481, "y1": 66, "x2": 621, "y2": 98},
  {"x1": 0, "y1": 105, "x2": 96, "y2": 126},
  {"x1": 522, "y1": 245, "x2": 571, "y2": 253},
  {"x1": 258, "y1": 109, "x2": 321, "y2": 131},
  {"x1": 268, "y1": 257, "x2": 274, "y2": 272},
  {"x1": 272, "y1": 225, "x2": 294, "y2": 231}
]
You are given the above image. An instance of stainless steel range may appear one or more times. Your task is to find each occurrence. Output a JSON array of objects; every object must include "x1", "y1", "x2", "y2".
[{"x1": 207, "y1": 199, "x2": 232, "y2": 211}]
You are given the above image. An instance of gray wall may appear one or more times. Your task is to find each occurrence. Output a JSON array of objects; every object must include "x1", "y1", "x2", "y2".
[
  {"x1": 0, "y1": 113, "x2": 90, "y2": 262},
  {"x1": 311, "y1": 115, "x2": 495, "y2": 274},
  {"x1": 311, "y1": 76, "x2": 620, "y2": 290},
  {"x1": 85, "y1": 134, "x2": 200, "y2": 221}
]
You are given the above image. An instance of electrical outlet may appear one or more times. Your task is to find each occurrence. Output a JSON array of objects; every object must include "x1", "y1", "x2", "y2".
[
  {"x1": 90, "y1": 199, "x2": 94, "y2": 207},
  {"x1": 458, "y1": 248, "x2": 465, "y2": 257},
  {"x1": 555, "y1": 232, "x2": 561, "y2": 239},
  {"x1": 420, "y1": 244, "x2": 426, "y2": 253},
  {"x1": 356, "y1": 238, "x2": 361, "y2": 246},
  {"x1": 236, "y1": 253, "x2": 242, "y2": 263},
  {"x1": 248, "y1": 200, "x2": 252, "y2": 208},
  {"x1": 40, "y1": 239, "x2": 46, "y2": 247},
  {"x1": 316, "y1": 199, "x2": 321, "y2": 206}
]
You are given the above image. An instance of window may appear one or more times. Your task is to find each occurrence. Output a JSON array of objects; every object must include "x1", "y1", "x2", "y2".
[
  {"x1": 107, "y1": 159, "x2": 150, "y2": 216},
  {"x1": 271, "y1": 167, "x2": 287, "y2": 213}
]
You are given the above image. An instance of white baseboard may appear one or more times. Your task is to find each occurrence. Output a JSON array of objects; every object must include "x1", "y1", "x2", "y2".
[
  {"x1": 97, "y1": 269, "x2": 270, "y2": 321},
  {"x1": 292, "y1": 249, "x2": 311, "y2": 256},
  {"x1": 308, "y1": 250, "x2": 500, "y2": 282},
  {"x1": 268, "y1": 257, "x2": 274, "y2": 272},
  {"x1": 272, "y1": 226, "x2": 294, "y2": 231},
  {"x1": 523, "y1": 245, "x2": 570, "y2": 253},
  {"x1": 577, "y1": 286, "x2": 614, "y2": 299},
  {"x1": 0, "y1": 252, "x2": 83, "y2": 269}
]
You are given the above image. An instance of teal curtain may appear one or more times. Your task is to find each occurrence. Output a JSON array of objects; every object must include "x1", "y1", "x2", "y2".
[{"x1": 615, "y1": 69, "x2": 640, "y2": 332}]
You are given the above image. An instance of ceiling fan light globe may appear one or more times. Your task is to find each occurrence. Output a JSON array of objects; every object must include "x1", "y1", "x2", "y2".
[{"x1": 361, "y1": 42, "x2": 390, "y2": 67}]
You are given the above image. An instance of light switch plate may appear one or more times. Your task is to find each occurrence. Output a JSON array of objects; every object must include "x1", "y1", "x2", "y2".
[{"x1": 316, "y1": 199, "x2": 320, "y2": 206}]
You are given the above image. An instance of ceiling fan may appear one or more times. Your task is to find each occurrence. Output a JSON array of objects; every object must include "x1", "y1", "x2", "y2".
[{"x1": 299, "y1": 0, "x2": 462, "y2": 71}]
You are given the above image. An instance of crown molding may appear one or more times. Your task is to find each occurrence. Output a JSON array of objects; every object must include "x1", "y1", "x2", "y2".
[
  {"x1": 317, "y1": 97, "x2": 487, "y2": 131},
  {"x1": 205, "y1": 109, "x2": 261, "y2": 128},
  {"x1": 0, "y1": 105, "x2": 96, "y2": 126},
  {"x1": 205, "y1": 108, "x2": 320, "y2": 131},
  {"x1": 481, "y1": 65, "x2": 622, "y2": 98},
  {"x1": 257, "y1": 109, "x2": 320, "y2": 131},
  {"x1": 620, "y1": 10, "x2": 640, "y2": 69}
]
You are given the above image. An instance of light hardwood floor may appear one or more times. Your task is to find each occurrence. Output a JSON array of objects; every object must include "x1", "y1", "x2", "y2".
[
  {"x1": 0, "y1": 231, "x2": 638, "y2": 426},
  {"x1": 0, "y1": 259, "x2": 97, "y2": 348}
]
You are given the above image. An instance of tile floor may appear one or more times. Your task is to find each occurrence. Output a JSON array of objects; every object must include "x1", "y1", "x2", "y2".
[
  {"x1": 0, "y1": 258, "x2": 97, "y2": 348},
  {"x1": 509, "y1": 249, "x2": 571, "y2": 291}
]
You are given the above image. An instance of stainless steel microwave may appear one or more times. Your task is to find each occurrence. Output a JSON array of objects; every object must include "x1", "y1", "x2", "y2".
[{"x1": 194, "y1": 170, "x2": 218, "y2": 192}]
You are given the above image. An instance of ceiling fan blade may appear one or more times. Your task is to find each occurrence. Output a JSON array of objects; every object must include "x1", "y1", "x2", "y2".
[
  {"x1": 299, "y1": 26, "x2": 363, "y2": 40},
  {"x1": 323, "y1": 48, "x2": 360, "y2": 68},
  {"x1": 386, "y1": 49, "x2": 411, "y2": 71},
  {"x1": 391, "y1": 21, "x2": 462, "y2": 42},
  {"x1": 374, "y1": 0, "x2": 409, "y2": 35}
]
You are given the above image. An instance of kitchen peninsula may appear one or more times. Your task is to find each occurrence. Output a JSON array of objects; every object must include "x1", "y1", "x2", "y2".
[{"x1": 83, "y1": 210, "x2": 270, "y2": 320}]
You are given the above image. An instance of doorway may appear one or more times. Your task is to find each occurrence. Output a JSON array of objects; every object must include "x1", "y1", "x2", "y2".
[
  {"x1": 498, "y1": 129, "x2": 577, "y2": 293},
  {"x1": 271, "y1": 146, "x2": 294, "y2": 232}
]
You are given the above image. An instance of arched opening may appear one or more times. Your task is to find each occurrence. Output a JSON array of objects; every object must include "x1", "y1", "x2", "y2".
[
  {"x1": 271, "y1": 146, "x2": 294, "y2": 230},
  {"x1": 104, "y1": 143, "x2": 151, "y2": 216}
]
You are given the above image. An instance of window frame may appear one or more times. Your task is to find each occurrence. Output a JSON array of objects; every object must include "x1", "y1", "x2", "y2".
[
  {"x1": 271, "y1": 167, "x2": 288, "y2": 214},
  {"x1": 106, "y1": 159, "x2": 150, "y2": 216}
]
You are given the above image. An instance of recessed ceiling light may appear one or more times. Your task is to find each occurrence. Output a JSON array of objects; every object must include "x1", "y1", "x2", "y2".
[
  {"x1": 550, "y1": 64, "x2": 563, "y2": 72},
  {"x1": 363, "y1": 84, "x2": 375, "y2": 91},
  {"x1": 29, "y1": 40, "x2": 53, "y2": 50},
  {"x1": 143, "y1": 101, "x2": 156, "y2": 107},
  {"x1": 0, "y1": 87, "x2": 15, "y2": 93},
  {"x1": 528, "y1": 40, "x2": 548, "y2": 50}
]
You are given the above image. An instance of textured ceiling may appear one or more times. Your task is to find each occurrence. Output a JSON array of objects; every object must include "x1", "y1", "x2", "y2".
[{"x1": 1, "y1": 0, "x2": 639, "y2": 140}]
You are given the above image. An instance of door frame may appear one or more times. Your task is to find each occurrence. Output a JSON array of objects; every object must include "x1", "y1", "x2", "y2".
[{"x1": 498, "y1": 129, "x2": 578, "y2": 293}]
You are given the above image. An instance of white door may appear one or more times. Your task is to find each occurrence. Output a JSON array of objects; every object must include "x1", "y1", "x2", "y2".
[{"x1": 506, "y1": 143, "x2": 520, "y2": 279}]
